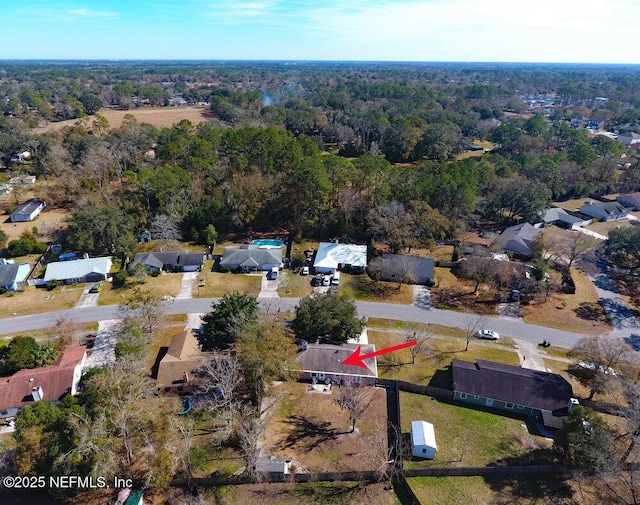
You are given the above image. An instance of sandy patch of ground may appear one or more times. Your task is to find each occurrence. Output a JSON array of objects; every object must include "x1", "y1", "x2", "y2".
[{"x1": 32, "y1": 106, "x2": 211, "y2": 133}]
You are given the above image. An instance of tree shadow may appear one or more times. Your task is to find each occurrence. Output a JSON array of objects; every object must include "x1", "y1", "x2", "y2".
[
  {"x1": 149, "y1": 345, "x2": 168, "y2": 379},
  {"x1": 275, "y1": 414, "x2": 341, "y2": 451}
]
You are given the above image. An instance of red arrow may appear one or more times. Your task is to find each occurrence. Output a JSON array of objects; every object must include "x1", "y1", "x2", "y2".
[{"x1": 342, "y1": 340, "x2": 417, "y2": 369}]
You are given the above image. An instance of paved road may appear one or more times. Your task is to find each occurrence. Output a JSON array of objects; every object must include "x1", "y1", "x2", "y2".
[
  {"x1": 0, "y1": 296, "x2": 592, "y2": 349},
  {"x1": 586, "y1": 257, "x2": 640, "y2": 349}
]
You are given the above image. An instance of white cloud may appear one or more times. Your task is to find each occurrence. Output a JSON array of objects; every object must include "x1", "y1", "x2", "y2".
[{"x1": 66, "y1": 8, "x2": 118, "y2": 18}]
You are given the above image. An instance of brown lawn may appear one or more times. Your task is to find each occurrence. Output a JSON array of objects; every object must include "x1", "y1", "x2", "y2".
[
  {"x1": 98, "y1": 272, "x2": 185, "y2": 306},
  {"x1": 217, "y1": 482, "x2": 397, "y2": 505},
  {"x1": 195, "y1": 268, "x2": 263, "y2": 298},
  {"x1": 431, "y1": 267, "x2": 497, "y2": 315},
  {"x1": 262, "y1": 382, "x2": 387, "y2": 473},
  {"x1": 583, "y1": 218, "x2": 634, "y2": 237},
  {"x1": 277, "y1": 269, "x2": 314, "y2": 298},
  {"x1": 32, "y1": 106, "x2": 212, "y2": 133},
  {"x1": 520, "y1": 268, "x2": 611, "y2": 335},
  {"x1": 0, "y1": 206, "x2": 70, "y2": 243},
  {"x1": 0, "y1": 284, "x2": 83, "y2": 319}
]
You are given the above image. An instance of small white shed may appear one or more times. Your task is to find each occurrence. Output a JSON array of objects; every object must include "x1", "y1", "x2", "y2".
[{"x1": 410, "y1": 420, "x2": 437, "y2": 459}]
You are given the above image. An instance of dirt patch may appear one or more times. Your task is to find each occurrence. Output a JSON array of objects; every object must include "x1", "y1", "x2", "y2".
[
  {"x1": 32, "y1": 106, "x2": 212, "y2": 133},
  {"x1": 263, "y1": 383, "x2": 387, "y2": 473},
  {"x1": 0, "y1": 207, "x2": 69, "y2": 243}
]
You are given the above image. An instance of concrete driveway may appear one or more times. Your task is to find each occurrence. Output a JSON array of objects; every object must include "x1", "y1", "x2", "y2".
[
  {"x1": 258, "y1": 271, "x2": 280, "y2": 298},
  {"x1": 176, "y1": 272, "x2": 198, "y2": 299},
  {"x1": 74, "y1": 284, "x2": 100, "y2": 308}
]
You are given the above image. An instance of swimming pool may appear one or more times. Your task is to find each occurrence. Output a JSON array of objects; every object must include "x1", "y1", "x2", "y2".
[{"x1": 251, "y1": 239, "x2": 285, "y2": 248}]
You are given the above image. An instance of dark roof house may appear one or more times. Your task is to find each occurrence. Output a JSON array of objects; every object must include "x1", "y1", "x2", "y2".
[
  {"x1": 0, "y1": 262, "x2": 30, "y2": 291},
  {"x1": 130, "y1": 251, "x2": 204, "y2": 272},
  {"x1": 373, "y1": 254, "x2": 435, "y2": 285},
  {"x1": 491, "y1": 223, "x2": 541, "y2": 257},
  {"x1": 157, "y1": 330, "x2": 207, "y2": 391},
  {"x1": 10, "y1": 198, "x2": 45, "y2": 222},
  {"x1": 617, "y1": 193, "x2": 640, "y2": 211},
  {"x1": 452, "y1": 359, "x2": 574, "y2": 429},
  {"x1": 219, "y1": 245, "x2": 283, "y2": 272},
  {"x1": 539, "y1": 207, "x2": 590, "y2": 229},
  {"x1": 295, "y1": 343, "x2": 378, "y2": 386}
]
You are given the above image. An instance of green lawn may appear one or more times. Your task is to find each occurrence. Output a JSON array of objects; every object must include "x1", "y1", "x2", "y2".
[
  {"x1": 400, "y1": 392, "x2": 554, "y2": 468},
  {"x1": 368, "y1": 330, "x2": 520, "y2": 384}
]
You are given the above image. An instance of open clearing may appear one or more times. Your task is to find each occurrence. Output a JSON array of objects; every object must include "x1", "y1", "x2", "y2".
[{"x1": 32, "y1": 106, "x2": 212, "y2": 133}]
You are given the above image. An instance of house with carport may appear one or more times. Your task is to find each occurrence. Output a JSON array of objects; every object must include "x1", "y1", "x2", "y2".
[{"x1": 313, "y1": 242, "x2": 367, "y2": 274}]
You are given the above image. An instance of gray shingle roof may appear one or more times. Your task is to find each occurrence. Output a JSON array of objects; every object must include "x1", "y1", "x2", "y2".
[
  {"x1": 452, "y1": 359, "x2": 572, "y2": 412},
  {"x1": 295, "y1": 343, "x2": 378, "y2": 378},
  {"x1": 0, "y1": 264, "x2": 21, "y2": 287},
  {"x1": 220, "y1": 247, "x2": 282, "y2": 267}
]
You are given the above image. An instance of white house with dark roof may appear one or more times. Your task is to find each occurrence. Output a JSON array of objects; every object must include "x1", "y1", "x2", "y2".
[
  {"x1": 10, "y1": 198, "x2": 45, "y2": 222},
  {"x1": 294, "y1": 343, "x2": 378, "y2": 386},
  {"x1": 313, "y1": 242, "x2": 367, "y2": 274},
  {"x1": 579, "y1": 201, "x2": 628, "y2": 222},
  {"x1": 491, "y1": 223, "x2": 541, "y2": 257},
  {"x1": 44, "y1": 257, "x2": 112, "y2": 284},
  {"x1": 219, "y1": 245, "x2": 282, "y2": 273}
]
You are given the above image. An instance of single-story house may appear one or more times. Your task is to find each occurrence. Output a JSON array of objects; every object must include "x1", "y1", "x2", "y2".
[
  {"x1": 617, "y1": 193, "x2": 640, "y2": 211},
  {"x1": 44, "y1": 256, "x2": 112, "y2": 284},
  {"x1": 410, "y1": 420, "x2": 437, "y2": 459},
  {"x1": 618, "y1": 132, "x2": 640, "y2": 147},
  {"x1": 10, "y1": 198, "x2": 45, "y2": 222},
  {"x1": 130, "y1": 251, "x2": 204, "y2": 273},
  {"x1": 451, "y1": 359, "x2": 575, "y2": 429},
  {"x1": 538, "y1": 207, "x2": 590, "y2": 229},
  {"x1": 294, "y1": 343, "x2": 378, "y2": 386},
  {"x1": 157, "y1": 330, "x2": 207, "y2": 392},
  {"x1": 0, "y1": 346, "x2": 86, "y2": 421},
  {"x1": 491, "y1": 223, "x2": 541, "y2": 257},
  {"x1": 0, "y1": 262, "x2": 30, "y2": 291},
  {"x1": 313, "y1": 242, "x2": 367, "y2": 274},
  {"x1": 372, "y1": 254, "x2": 435, "y2": 285},
  {"x1": 579, "y1": 201, "x2": 628, "y2": 222},
  {"x1": 219, "y1": 244, "x2": 282, "y2": 273}
]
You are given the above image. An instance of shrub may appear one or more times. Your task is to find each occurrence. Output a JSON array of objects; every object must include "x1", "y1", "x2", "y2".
[
  {"x1": 7, "y1": 238, "x2": 47, "y2": 257},
  {"x1": 46, "y1": 279, "x2": 60, "y2": 291},
  {"x1": 112, "y1": 270, "x2": 128, "y2": 288},
  {"x1": 218, "y1": 266, "x2": 231, "y2": 273}
]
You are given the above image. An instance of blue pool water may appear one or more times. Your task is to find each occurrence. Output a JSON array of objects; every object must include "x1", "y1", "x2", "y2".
[{"x1": 251, "y1": 239, "x2": 285, "y2": 248}]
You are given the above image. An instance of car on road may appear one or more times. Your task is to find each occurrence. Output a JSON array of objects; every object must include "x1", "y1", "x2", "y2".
[
  {"x1": 301, "y1": 266, "x2": 310, "y2": 275},
  {"x1": 475, "y1": 329, "x2": 499, "y2": 340},
  {"x1": 89, "y1": 283, "x2": 102, "y2": 293}
]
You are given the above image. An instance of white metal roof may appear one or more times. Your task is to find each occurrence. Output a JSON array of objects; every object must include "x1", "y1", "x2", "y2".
[
  {"x1": 44, "y1": 257, "x2": 112, "y2": 281},
  {"x1": 313, "y1": 242, "x2": 367, "y2": 270},
  {"x1": 411, "y1": 420, "x2": 437, "y2": 449}
]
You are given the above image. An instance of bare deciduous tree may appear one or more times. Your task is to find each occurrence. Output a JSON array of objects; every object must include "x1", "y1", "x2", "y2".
[
  {"x1": 237, "y1": 408, "x2": 264, "y2": 479},
  {"x1": 551, "y1": 232, "x2": 600, "y2": 272},
  {"x1": 150, "y1": 213, "x2": 182, "y2": 249},
  {"x1": 197, "y1": 352, "x2": 244, "y2": 409},
  {"x1": 404, "y1": 323, "x2": 433, "y2": 364},
  {"x1": 334, "y1": 382, "x2": 374, "y2": 433},
  {"x1": 464, "y1": 315, "x2": 488, "y2": 352},
  {"x1": 568, "y1": 335, "x2": 635, "y2": 400}
]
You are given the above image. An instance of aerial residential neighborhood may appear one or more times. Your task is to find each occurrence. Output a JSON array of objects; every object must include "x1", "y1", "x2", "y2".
[{"x1": 1, "y1": 52, "x2": 640, "y2": 505}]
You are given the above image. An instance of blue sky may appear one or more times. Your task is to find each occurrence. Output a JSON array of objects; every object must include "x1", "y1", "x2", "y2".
[{"x1": 3, "y1": 0, "x2": 640, "y2": 62}]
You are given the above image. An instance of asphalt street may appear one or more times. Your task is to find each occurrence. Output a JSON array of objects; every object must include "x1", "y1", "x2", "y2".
[{"x1": 0, "y1": 296, "x2": 591, "y2": 349}]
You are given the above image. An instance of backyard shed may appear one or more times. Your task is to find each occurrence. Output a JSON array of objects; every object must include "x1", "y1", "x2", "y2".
[{"x1": 410, "y1": 420, "x2": 437, "y2": 459}]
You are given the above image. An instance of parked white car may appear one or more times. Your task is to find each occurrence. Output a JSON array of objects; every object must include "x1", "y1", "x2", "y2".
[
  {"x1": 301, "y1": 266, "x2": 310, "y2": 275},
  {"x1": 475, "y1": 329, "x2": 500, "y2": 340}
]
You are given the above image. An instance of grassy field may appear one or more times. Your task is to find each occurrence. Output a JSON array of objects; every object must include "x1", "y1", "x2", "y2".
[
  {"x1": 277, "y1": 269, "x2": 314, "y2": 298},
  {"x1": 32, "y1": 106, "x2": 211, "y2": 133},
  {"x1": 431, "y1": 267, "x2": 497, "y2": 315},
  {"x1": 262, "y1": 382, "x2": 387, "y2": 472},
  {"x1": 584, "y1": 218, "x2": 634, "y2": 237},
  {"x1": 196, "y1": 265, "x2": 262, "y2": 297},
  {"x1": 0, "y1": 285, "x2": 83, "y2": 318},
  {"x1": 520, "y1": 268, "x2": 611, "y2": 335},
  {"x1": 400, "y1": 392, "x2": 554, "y2": 468},
  {"x1": 340, "y1": 273, "x2": 415, "y2": 305},
  {"x1": 368, "y1": 330, "x2": 519, "y2": 384},
  {"x1": 98, "y1": 273, "x2": 185, "y2": 306},
  {"x1": 215, "y1": 482, "x2": 398, "y2": 505},
  {"x1": 0, "y1": 207, "x2": 70, "y2": 243}
]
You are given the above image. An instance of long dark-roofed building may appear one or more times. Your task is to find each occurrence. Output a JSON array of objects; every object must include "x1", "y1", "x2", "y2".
[{"x1": 452, "y1": 359, "x2": 575, "y2": 429}]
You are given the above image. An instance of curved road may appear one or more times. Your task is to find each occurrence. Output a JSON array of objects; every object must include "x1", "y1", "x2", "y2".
[{"x1": 0, "y1": 297, "x2": 595, "y2": 349}]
